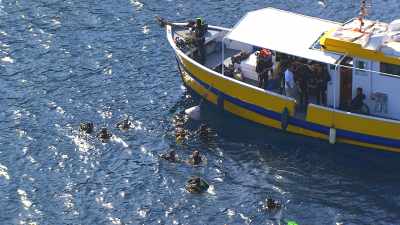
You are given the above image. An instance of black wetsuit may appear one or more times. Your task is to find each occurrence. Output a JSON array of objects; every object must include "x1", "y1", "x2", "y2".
[
  {"x1": 296, "y1": 64, "x2": 311, "y2": 106},
  {"x1": 194, "y1": 23, "x2": 208, "y2": 64},
  {"x1": 315, "y1": 65, "x2": 331, "y2": 105},
  {"x1": 256, "y1": 55, "x2": 273, "y2": 89},
  {"x1": 351, "y1": 94, "x2": 366, "y2": 113}
]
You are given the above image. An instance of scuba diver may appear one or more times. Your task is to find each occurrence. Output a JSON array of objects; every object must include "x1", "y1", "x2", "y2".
[
  {"x1": 192, "y1": 17, "x2": 208, "y2": 64},
  {"x1": 116, "y1": 118, "x2": 131, "y2": 131},
  {"x1": 97, "y1": 127, "x2": 112, "y2": 142},
  {"x1": 263, "y1": 197, "x2": 282, "y2": 212},
  {"x1": 198, "y1": 123, "x2": 209, "y2": 141},
  {"x1": 175, "y1": 127, "x2": 188, "y2": 143},
  {"x1": 80, "y1": 122, "x2": 94, "y2": 134},
  {"x1": 188, "y1": 150, "x2": 203, "y2": 165},
  {"x1": 160, "y1": 150, "x2": 179, "y2": 163},
  {"x1": 185, "y1": 176, "x2": 209, "y2": 194}
]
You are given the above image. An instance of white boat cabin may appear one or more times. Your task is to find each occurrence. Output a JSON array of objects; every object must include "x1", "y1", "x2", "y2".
[{"x1": 221, "y1": 8, "x2": 400, "y2": 120}]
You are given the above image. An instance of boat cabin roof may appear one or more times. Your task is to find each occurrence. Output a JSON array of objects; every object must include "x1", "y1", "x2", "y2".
[{"x1": 225, "y1": 7, "x2": 342, "y2": 64}]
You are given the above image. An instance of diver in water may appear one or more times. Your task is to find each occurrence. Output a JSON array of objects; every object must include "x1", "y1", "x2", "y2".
[
  {"x1": 175, "y1": 127, "x2": 188, "y2": 144},
  {"x1": 264, "y1": 197, "x2": 282, "y2": 212},
  {"x1": 186, "y1": 176, "x2": 209, "y2": 194},
  {"x1": 97, "y1": 127, "x2": 112, "y2": 142},
  {"x1": 80, "y1": 122, "x2": 94, "y2": 134},
  {"x1": 198, "y1": 123, "x2": 209, "y2": 141},
  {"x1": 160, "y1": 150, "x2": 178, "y2": 163},
  {"x1": 116, "y1": 118, "x2": 131, "y2": 131},
  {"x1": 188, "y1": 150, "x2": 203, "y2": 165}
]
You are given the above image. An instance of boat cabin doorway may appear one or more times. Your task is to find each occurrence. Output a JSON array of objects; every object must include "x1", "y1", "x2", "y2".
[{"x1": 339, "y1": 57, "x2": 353, "y2": 110}]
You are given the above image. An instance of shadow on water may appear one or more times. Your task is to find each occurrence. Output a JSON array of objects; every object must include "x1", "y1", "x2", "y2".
[
  {"x1": 177, "y1": 96, "x2": 400, "y2": 224},
  {"x1": 188, "y1": 95, "x2": 400, "y2": 175}
]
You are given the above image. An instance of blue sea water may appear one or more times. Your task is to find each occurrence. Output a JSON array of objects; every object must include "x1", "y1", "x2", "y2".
[{"x1": 1, "y1": 0, "x2": 400, "y2": 224}]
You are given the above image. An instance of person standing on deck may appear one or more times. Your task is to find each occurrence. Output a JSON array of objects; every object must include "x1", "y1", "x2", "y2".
[
  {"x1": 256, "y1": 49, "x2": 273, "y2": 89},
  {"x1": 351, "y1": 87, "x2": 366, "y2": 113},
  {"x1": 313, "y1": 63, "x2": 331, "y2": 106},
  {"x1": 192, "y1": 18, "x2": 208, "y2": 64},
  {"x1": 296, "y1": 63, "x2": 311, "y2": 107},
  {"x1": 284, "y1": 64, "x2": 297, "y2": 99}
]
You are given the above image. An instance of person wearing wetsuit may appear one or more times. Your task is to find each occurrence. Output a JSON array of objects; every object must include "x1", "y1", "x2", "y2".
[
  {"x1": 116, "y1": 118, "x2": 131, "y2": 130},
  {"x1": 186, "y1": 176, "x2": 209, "y2": 193},
  {"x1": 161, "y1": 150, "x2": 178, "y2": 162},
  {"x1": 193, "y1": 18, "x2": 208, "y2": 64},
  {"x1": 256, "y1": 49, "x2": 273, "y2": 89},
  {"x1": 97, "y1": 127, "x2": 112, "y2": 141},
  {"x1": 265, "y1": 198, "x2": 281, "y2": 211},
  {"x1": 351, "y1": 87, "x2": 366, "y2": 113},
  {"x1": 188, "y1": 150, "x2": 202, "y2": 165},
  {"x1": 80, "y1": 122, "x2": 94, "y2": 134},
  {"x1": 295, "y1": 62, "x2": 311, "y2": 107}
]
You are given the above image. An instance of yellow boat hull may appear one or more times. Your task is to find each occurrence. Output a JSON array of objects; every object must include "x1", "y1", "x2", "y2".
[{"x1": 167, "y1": 27, "x2": 400, "y2": 153}]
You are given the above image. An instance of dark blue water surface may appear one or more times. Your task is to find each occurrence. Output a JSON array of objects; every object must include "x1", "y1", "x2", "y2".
[{"x1": 1, "y1": 0, "x2": 400, "y2": 224}]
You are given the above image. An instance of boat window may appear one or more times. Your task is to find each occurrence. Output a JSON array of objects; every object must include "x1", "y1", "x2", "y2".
[{"x1": 380, "y1": 62, "x2": 400, "y2": 76}]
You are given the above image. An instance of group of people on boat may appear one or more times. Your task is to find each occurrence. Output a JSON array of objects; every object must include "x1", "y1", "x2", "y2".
[
  {"x1": 221, "y1": 47, "x2": 372, "y2": 117},
  {"x1": 283, "y1": 58, "x2": 331, "y2": 108},
  {"x1": 228, "y1": 49, "x2": 332, "y2": 108}
]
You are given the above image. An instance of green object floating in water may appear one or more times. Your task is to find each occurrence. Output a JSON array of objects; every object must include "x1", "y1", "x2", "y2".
[{"x1": 287, "y1": 221, "x2": 298, "y2": 225}]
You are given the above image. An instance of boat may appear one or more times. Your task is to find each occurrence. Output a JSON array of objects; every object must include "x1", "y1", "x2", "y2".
[{"x1": 157, "y1": 3, "x2": 400, "y2": 153}]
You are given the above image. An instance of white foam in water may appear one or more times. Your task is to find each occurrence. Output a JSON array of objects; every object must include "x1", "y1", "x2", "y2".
[
  {"x1": 106, "y1": 52, "x2": 112, "y2": 59},
  {"x1": 111, "y1": 136, "x2": 129, "y2": 148},
  {"x1": 71, "y1": 134, "x2": 93, "y2": 153},
  {"x1": 98, "y1": 110, "x2": 112, "y2": 119},
  {"x1": 137, "y1": 208, "x2": 149, "y2": 218},
  {"x1": 207, "y1": 185, "x2": 216, "y2": 195},
  {"x1": 226, "y1": 209, "x2": 235, "y2": 217},
  {"x1": 130, "y1": 0, "x2": 143, "y2": 10},
  {"x1": 239, "y1": 213, "x2": 252, "y2": 224},
  {"x1": 108, "y1": 217, "x2": 122, "y2": 225},
  {"x1": 17, "y1": 189, "x2": 32, "y2": 209},
  {"x1": 142, "y1": 25, "x2": 150, "y2": 34},
  {"x1": 0, "y1": 164, "x2": 10, "y2": 180},
  {"x1": 1, "y1": 56, "x2": 14, "y2": 63}
]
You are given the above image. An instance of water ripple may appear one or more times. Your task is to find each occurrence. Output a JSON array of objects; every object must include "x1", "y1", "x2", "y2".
[{"x1": 0, "y1": 0, "x2": 400, "y2": 225}]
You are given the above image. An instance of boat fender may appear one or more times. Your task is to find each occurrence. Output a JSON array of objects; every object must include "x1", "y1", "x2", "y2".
[
  {"x1": 185, "y1": 105, "x2": 201, "y2": 120},
  {"x1": 281, "y1": 107, "x2": 289, "y2": 131},
  {"x1": 329, "y1": 127, "x2": 336, "y2": 144}
]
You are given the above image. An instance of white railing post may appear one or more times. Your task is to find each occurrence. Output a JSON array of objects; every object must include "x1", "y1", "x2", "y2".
[{"x1": 222, "y1": 38, "x2": 225, "y2": 76}]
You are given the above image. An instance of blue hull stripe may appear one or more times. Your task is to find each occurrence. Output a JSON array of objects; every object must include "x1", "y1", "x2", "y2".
[{"x1": 178, "y1": 61, "x2": 400, "y2": 149}]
